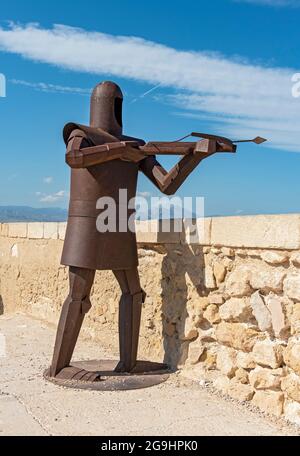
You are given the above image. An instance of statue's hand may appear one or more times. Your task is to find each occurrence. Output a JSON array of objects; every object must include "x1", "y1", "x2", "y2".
[{"x1": 119, "y1": 143, "x2": 146, "y2": 163}]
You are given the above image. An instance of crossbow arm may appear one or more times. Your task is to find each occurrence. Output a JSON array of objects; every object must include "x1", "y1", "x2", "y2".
[{"x1": 139, "y1": 138, "x2": 237, "y2": 155}]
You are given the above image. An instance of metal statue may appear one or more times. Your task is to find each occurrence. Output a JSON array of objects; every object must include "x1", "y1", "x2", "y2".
[{"x1": 46, "y1": 81, "x2": 266, "y2": 385}]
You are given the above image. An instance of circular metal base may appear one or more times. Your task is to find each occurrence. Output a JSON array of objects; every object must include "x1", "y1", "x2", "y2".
[{"x1": 43, "y1": 359, "x2": 170, "y2": 391}]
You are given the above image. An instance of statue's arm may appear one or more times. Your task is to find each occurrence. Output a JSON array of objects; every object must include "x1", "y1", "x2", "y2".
[
  {"x1": 139, "y1": 152, "x2": 211, "y2": 195},
  {"x1": 65, "y1": 129, "x2": 141, "y2": 168}
]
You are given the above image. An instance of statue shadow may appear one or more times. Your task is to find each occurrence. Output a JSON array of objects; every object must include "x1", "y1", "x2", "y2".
[
  {"x1": 0, "y1": 296, "x2": 4, "y2": 315},
  {"x1": 157, "y1": 219, "x2": 208, "y2": 370}
]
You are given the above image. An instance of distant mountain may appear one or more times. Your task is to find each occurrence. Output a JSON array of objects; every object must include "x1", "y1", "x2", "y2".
[
  {"x1": 0, "y1": 205, "x2": 203, "y2": 223},
  {"x1": 0, "y1": 206, "x2": 68, "y2": 222}
]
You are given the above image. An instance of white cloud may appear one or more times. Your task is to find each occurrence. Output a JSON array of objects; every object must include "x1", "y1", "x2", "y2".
[
  {"x1": 0, "y1": 23, "x2": 299, "y2": 151},
  {"x1": 168, "y1": 91, "x2": 300, "y2": 151},
  {"x1": 38, "y1": 190, "x2": 67, "y2": 203},
  {"x1": 11, "y1": 78, "x2": 91, "y2": 95},
  {"x1": 43, "y1": 176, "x2": 53, "y2": 184}
]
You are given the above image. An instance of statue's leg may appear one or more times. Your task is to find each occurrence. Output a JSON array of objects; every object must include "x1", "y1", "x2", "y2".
[
  {"x1": 113, "y1": 268, "x2": 146, "y2": 373},
  {"x1": 50, "y1": 266, "x2": 95, "y2": 377}
]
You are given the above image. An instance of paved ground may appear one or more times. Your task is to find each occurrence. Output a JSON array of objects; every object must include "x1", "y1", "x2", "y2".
[{"x1": 0, "y1": 313, "x2": 298, "y2": 436}]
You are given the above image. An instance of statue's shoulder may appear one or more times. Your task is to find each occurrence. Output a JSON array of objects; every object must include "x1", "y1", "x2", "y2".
[
  {"x1": 63, "y1": 123, "x2": 88, "y2": 144},
  {"x1": 63, "y1": 123, "x2": 118, "y2": 146}
]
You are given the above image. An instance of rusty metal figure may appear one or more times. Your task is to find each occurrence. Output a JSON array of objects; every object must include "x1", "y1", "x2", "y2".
[{"x1": 48, "y1": 81, "x2": 265, "y2": 383}]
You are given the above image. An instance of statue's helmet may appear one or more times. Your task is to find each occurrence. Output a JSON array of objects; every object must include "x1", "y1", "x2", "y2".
[{"x1": 90, "y1": 81, "x2": 123, "y2": 136}]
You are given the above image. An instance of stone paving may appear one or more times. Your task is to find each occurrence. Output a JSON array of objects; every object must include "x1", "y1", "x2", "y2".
[{"x1": 0, "y1": 313, "x2": 297, "y2": 436}]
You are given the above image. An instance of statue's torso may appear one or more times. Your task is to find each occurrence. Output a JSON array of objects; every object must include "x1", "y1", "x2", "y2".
[{"x1": 61, "y1": 124, "x2": 143, "y2": 271}]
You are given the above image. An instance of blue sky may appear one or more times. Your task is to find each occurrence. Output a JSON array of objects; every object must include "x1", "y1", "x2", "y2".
[{"x1": 0, "y1": 0, "x2": 299, "y2": 216}]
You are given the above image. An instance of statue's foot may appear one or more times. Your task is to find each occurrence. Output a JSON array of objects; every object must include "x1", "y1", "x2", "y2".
[
  {"x1": 114, "y1": 360, "x2": 136, "y2": 373},
  {"x1": 54, "y1": 366, "x2": 101, "y2": 382}
]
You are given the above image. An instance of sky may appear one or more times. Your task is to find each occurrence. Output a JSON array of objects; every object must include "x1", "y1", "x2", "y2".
[{"x1": 0, "y1": 0, "x2": 299, "y2": 216}]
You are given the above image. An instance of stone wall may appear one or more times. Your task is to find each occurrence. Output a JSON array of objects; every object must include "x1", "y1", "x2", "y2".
[{"x1": 1, "y1": 215, "x2": 300, "y2": 424}]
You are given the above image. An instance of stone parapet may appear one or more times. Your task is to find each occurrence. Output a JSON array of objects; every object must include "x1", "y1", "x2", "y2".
[
  {"x1": 1, "y1": 214, "x2": 300, "y2": 425},
  {"x1": 1, "y1": 214, "x2": 300, "y2": 249}
]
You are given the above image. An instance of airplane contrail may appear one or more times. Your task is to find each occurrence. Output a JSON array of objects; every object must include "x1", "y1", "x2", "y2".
[{"x1": 130, "y1": 83, "x2": 162, "y2": 104}]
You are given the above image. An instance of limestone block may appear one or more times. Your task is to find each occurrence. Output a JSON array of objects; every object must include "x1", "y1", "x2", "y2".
[
  {"x1": 225, "y1": 266, "x2": 252, "y2": 297},
  {"x1": 290, "y1": 252, "x2": 300, "y2": 267},
  {"x1": 260, "y1": 251, "x2": 288, "y2": 265},
  {"x1": 203, "y1": 304, "x2": 220, "y2": 324},
  {"x1": 248, "y1": 263, "x2": 285, "y2": 293},
  {"x1": 290, "y1": 303, "x2": 300, "y2": 335},
  {"x1": 221, "y1": 247, "x2": 234, "y2": 257},
  {"x1": 27, "y1": 223, "x2": 43, "y2": 239},
  {"x1": 138, "y1": 249, "x2": 157, "y2": 258},
  {"x1": 281, "y1": 373, "x2": 300, "y2": 403},
  {"x1": 136, "y1": 219, "x2": 182, "y2": 244},
  {"x1": 187, "y1": 338, "x2": 205, "y2": 365},
  {"x1": 249, "y1": 367, "x2": 282, "y2": 390},
  {"x1": 213, "y1": 261, "x2": 226, "y2": 284},
  {"x1": 281, "y1": 296, "x2": 294, "y2": 323},
  {"x1": 135, "y1": 220, "x2": 156, "y2": 243},
  {"x1": 227, "y1": 379, "x2": 254, "y2": 402},
  {"x1": 252, "y1": 390, "x2": 284, "y2": 417},
  {"x1": 1, "y1": 223, "x2": 8, "y2": 237},
  {"x1": 284, "y1": 400, "x2": 300, "y2": 426},
  {"x1": 201, "y1": 348, "x2": 217, "y2": 370},
  {"x1": 219, "y1": 297, "x2": 252, "y2": 323},
  {"x1": 8, "y1": 223, "x2": 27, "y2": 238},
  {"x1": 252, "y1": 340, "x2": 283, "y2": 369},
  {"x1": 197, "y1": 327, "x2": 216, "y2": 343},
  {"x1": 208, "y1": 293, "x2": 224, "y2": 305},
  {"x1": 204, "y1": 265, "x2": 216, "y2": 289},
  {"x1": 283, "y1": 273, "x2": 300, "y2": 301},
  {"x1": 265, "y1": 293, "x2": 288, "y2": 338},
  {"x1": 213, "y1": 375, "x2": 230, "y2": 394},
  {"x1": 215, "y1": 322, "x2": 262, "y2": 352},
  {"x1": 196, "y1": 297, "x2": 210, "y2": 311},
  {"x1": 250, "y1": 291, "x2": 272, "y2": 332},
  {"x1": 222, "y1": 257, "x2": 234, "y2": 270},
  {"x1": 181, "y1": 217, "x2": 211, "y2": 245},
  {"x1": 283, "y1": 341, "x2": 300, "y2": 375},
  {"x1": 236, "y1": 351, "x2": 256, "y2": 369},
  {"x1": 234, "y1": 368, "x2": 249, "y2": 384},
  {"x1": 216, "y1": 346, "x2": 237, "y2": 378},
  {"x1": 10, "y1": 244, "x2": 18, "y2": 258},
  {"x1": 235, "y1": 249, "x2": 247, "y2": 256},
  {"x1": 211, "y1": 214, "x2": 300, "y2": 249},
  {"x1": 43, "y1": 223, "x2": 58, "y2": 240},
  {"x1": 58, "y1": 222, "x2": 67, "y2": 240}
]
